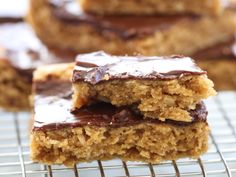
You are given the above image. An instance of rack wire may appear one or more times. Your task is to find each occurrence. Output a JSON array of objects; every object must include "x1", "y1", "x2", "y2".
[{"x1": 0, "y1": 91, "x2": 236, "y2": 177}]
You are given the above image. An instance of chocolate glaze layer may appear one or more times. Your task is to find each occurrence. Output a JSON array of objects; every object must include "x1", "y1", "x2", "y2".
[
  {"x1": 49, "y1": 0, "x2": 199, "y2": 39},
  {"x1": 33, "y1": 80, "x2": 207, "y2": 131},
  {"x1": 72, "y1": 51, "x2": 206, "y2": 85},
  {"x1": 192, "y1": 36, "x2": 236, "y2": 59}
]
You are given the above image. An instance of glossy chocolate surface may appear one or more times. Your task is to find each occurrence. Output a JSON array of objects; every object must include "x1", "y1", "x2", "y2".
[
  {"x1": 49, "y1": 0, "x2": 199, "y2": 39},
  {"x1": 72, "y1": 51, "x2": 206, "y2": 84},
  {"x1": 33, "y1": 80, "x2": 207, "y2": 131}
]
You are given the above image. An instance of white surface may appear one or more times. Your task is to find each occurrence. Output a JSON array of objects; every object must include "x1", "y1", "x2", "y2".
[{"x1": 0, "y1": 0, "x2": 28, "y2": 18}]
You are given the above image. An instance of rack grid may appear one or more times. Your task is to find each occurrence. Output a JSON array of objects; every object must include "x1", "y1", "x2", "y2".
[{"x1": 0, "y1": 91, "x2": 236, "y2": 177}]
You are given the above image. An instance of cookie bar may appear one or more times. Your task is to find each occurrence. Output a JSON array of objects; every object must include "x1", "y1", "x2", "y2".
[
  {"x1": 28, "y1": 0, "x2": 236, "y2": 56},
  {"x1": 0, "y1": 21, "x2": 74, "y2": 111},
  {"x1": 71, "y1": 52, "x2": 216, "y2": 122},
  {"x1": 30, "y1": 63, "x2": 209, "y2": 167},
  {"x1": 0, "y1": 0, "x2": 32, "y2": 110},
  {"x1": 79, "y1": 0, "x2": 233, "y2": 16},
  {"x1": 0, "y1": 22, "x2": 42, "y2": 111}
]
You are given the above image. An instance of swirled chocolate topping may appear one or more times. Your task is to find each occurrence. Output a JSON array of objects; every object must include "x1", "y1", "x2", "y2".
[
  {"x1": 33, "y1": 80, "x2": 207, "y2": 131},
  {"x1": 49, "y1": 0, "x2": 199, "y2": 39},
  {"x1": 72, "y1": 51, "x2": 206, "y2": 85}
]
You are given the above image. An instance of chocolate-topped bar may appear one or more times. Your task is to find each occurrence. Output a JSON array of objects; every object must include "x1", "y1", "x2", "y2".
[
  {"x1": 79, "y1": 0, "x2": 233, "y2": 16},
  {"x1": 0, "y1": 21, "x2": 74, "y2": 111},
  {"x1": 0, "y1": 0, "x2": 34, "y2": 110},
  {"x1": 30, "y1": 63, "x2": 210, "y2": 167},
  {"x1": 71, "y1": 52, "x2": 216, "y2": 122},
  {"x1": 28, "y1": 0, "x2": 236, "y2": 56},
  {"x1": 0, "y1": 23, "x2": 43, "y2": 110}
]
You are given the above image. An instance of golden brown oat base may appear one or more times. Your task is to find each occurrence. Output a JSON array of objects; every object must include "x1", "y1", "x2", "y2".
[
  {"x1": 79, "y1": 0, "x2": 229, "y2": 16},
  {"x1": 28, "y1": 0, "x2": 236, "y2": 56},
  {"x1": 197, "y1": 59, "x2": 236, "y2": 90},
  {"x1": 73, "y1": 76, "x2": 216, "y2": 122},
  {"x1": 0, "y1": 59, "x2": 31, "y2": 111},
  {"x1": 30, "y1": 122, "x2": 209, "y2": 167}
]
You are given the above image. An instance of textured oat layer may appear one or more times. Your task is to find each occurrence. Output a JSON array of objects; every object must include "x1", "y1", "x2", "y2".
[
  {"x1": 0, "y1": 59, "x2": 31, "y2": 111},
  {"x1": 28, "y1": 0, "x2": 236, "y2": 56},
  {"x1": 79, "y1": 0, "x2": 230, "y2": 16},
  {"x1": 73, "y1": 76, "x2": 216, "y2": 122},
  {"x1": 31, "y1": 122, "x2": 209, "y2": 167}
]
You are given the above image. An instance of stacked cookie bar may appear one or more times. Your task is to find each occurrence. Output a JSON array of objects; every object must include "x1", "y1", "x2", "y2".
[
  {"x1": 27, "y1": 0, "x2": 236, "y2": 90},
  {"x1": 30, "y1": 52, "x2": 216, "y2": 166}
]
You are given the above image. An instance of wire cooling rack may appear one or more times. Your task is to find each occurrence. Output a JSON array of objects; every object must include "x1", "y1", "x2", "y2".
[{"x1": 0, "y1": 92, "x2": 236, "y2": 177}]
